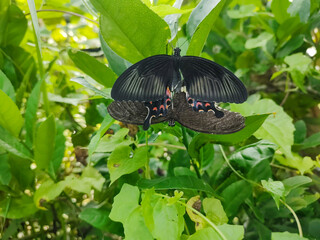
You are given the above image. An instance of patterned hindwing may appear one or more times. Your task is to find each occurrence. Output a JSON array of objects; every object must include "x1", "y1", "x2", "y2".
[
  {"x1": 186, "y1": 96, "x2": 224, "y2": 118},
  {"x1": 143, "y1": 87, "x2": 172, "y2": 130}
]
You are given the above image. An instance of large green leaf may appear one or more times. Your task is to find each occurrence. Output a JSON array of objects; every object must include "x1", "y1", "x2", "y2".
[
  {"x1": 0, "y1": 70, "x2": 15, "y2": 101},
  {"x1": 108, "y1": 146, "x2": 148, "y2": 184},
  {"x1": 188, "y1": 114, "x2": 269, "y2": 158},
  {"x1": 138, "y1": 175, "x2": 215, "y2": 194},
  {"x1": 68, "y1": 49, "x2": 117, "y2": 88},
  {"x1": 187, "y1": 0, "x2": 228, "y2": 56},
  {"x1": 0, "y1": 195, "x2": 37, "y2": 219},
  {"x1": 0, "y1": 125, "x2": 32, "y2": 159},
  {"x1": 0, "y1": 89, "x2": 23, "y2": 137},
  {"x1": 221, "y1": 180, "x2": 252, "y2": 217},
  {"x1": 0, "y1": 154, "x2": 11, "y2": 185},
  {"x1": 231, "y1": 99, "x2": 294, "y2": 158},
  {"x1": 24, "y1": 80, "x2": 42, "y2": 147},
  {"x1": 0, "y1": 4, "x2": 27, "y2": 46},
  {"x1": 34, "y1": 115, "x2": 56, "y2": 170},
  {"x1": 91, "y1": 0, "x2": 170, "y2": 63},
  {"x1": 109, "y1": 184, "x2": 140, "y2": 224}
]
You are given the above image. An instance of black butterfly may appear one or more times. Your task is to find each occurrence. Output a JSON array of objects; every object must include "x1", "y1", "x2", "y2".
[{"x1": 108, "y1": 48, "x2": 247, "y2": 134}]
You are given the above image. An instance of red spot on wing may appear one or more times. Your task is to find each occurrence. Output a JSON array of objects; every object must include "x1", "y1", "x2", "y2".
[
  {"x1": 205, "y1": 103, "x2": 210, "y2": 107},
  {"x1": 153, "y1": 107, "x2": 157, "y2": 111},
  {"x1": 160, "y1": 105, "x2": 165, "y2": 110}
]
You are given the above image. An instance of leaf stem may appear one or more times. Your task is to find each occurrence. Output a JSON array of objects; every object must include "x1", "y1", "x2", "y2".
[
  {"x1": 219, "y1": 145, "x2": 259, "y2": 187},
  {"x1": 137, "y1": 142, "x2": 186, "y2": 150},
  {"x1": 1, "y1": 196, "x2": 11, "y2": 235},
  {"x1": 25, "y1": 9, "x2": 99, "y2": 25},
  {"x1": 280, "y1": 199, "x2": 303, "y2": 238},
  {"x1": 145, "y1": 131, "x2": 151, "y2": 179}
]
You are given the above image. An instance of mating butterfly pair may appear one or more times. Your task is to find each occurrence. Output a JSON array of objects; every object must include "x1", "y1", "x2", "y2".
[{"x1": 108, "y1": 48, "x2": 247, "y2": 134}]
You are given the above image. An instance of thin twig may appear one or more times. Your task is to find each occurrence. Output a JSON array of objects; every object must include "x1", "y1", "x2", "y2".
[
  {"x1": 25, "y1": 9, "x2": 99, "y2": 25},
  {"x1": 137, "y1": 142, "x2": 186, "y2": 150},
  {"x1": 280, "y1": 199, "x2": 303, "y2": 237}
]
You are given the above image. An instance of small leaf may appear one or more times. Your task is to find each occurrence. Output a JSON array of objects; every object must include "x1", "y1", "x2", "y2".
[
  {"x1": 203, "y1": 197, "x2": 228, "y2": 225},
  {"x1": 221, "y1": 180, "x2": 252, "y2": 217},
  {"x1": 96, "y1": 128, "x2": 133, "y2": 152},
  {"x1": 0, "y1": 70, "x2": 15, "y2": 101},
  {"x1": 0, "y1": 89, "x2": 23, "y2": 137},
  {"x1": 275, "y1": 153, "x2": 315, "y2": 175},
  {"x1": 50, "y1": 121, "x2": 66, "y2": 173},
  {"x1": 108, "y1": 146, "x2": 148, "y2": 184},
  {"x1": 71, "y1": 77, "x2": 111, "y2": 99},
  {"x1": 271, "y1": 0, "x2": 291, "y2": 24},
  {"x1": 271, "y1": 231, "x2": 308, "y2": 240},
  {"x1": 261, "y1": 179, "x2": 285, "y2": 209},
  {"x1": 227, "y1": 4, "x2": 256, "y2": 19},
  {"x1": 277, "y1": 35, "x2": 304, "y2": 58},
  {"x1": 109, "y1": 184, "x2": 140, "y2": 224},
  {"x1": 68, "y1": 49, "x2": 117, "y2": 88},
  {"x1": 301, "y1": 132, "x2": 320, "y2": 149},
  {"x1": 79, "y1": 208, "x2": 118, "y2": 231},
  {"x1": 186, "y1": 196, "x2": 206, "y2": 230},
  {"x1": 245, "y1": 32, "x2": 274, "y2": 51},
  {"x1": 188, "y1": 225, "x2": 244, "y2": 240},
  {"x1": 138, "y1": 175, "x2": 215, "y2": 194},
  {"x1": 284, "y1": 53, "x2": 312, "y2": 74},
  {"x1": 34, "y1": 115, "x2": 56, "y2": 170},
  {"x1": 282, "y1": 176, "x2": 312, "y2": 196},
  {"x1": 287, "y1": 0, "x2": 310, "y2": 23},
  {"x1": 294, "y1": 120, "x2": 307, "y2": 144}
]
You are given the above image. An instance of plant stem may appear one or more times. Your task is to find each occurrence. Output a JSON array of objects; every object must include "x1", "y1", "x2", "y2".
[
  {"x1": 0, "y1": 196, "x2": 11, "y2": 235},
  {"x1": 25, "y1": 9, "x2": 99, "y2": 25},
  {"x1": 145, "y1": 131, "x2": 151, "y2": 179},
  {"x1": 280, "y1": 199, "x2": 303, "y2": 238},
  {"x1": 181, "y1": 126, "x2": 201, "y2": 179},
  {"x1": 137, "y1": 142, "x2": 186, "y2": 150}
]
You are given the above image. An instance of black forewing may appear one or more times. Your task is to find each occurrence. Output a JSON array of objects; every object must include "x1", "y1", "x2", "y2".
[
  {"x1": 111, "y1": 55, "x2": 174, "y2": 101},
  {"x1": 179, "y1": 56, "x2": 248, "y2": 103}
]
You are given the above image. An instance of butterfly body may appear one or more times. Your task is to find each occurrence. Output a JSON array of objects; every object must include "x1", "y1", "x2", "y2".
[{"x1": 108, "y1": 47, "x2": 248, "y2": 134}]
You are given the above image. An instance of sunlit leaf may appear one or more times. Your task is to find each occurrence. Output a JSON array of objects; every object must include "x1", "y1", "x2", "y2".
[
  {"x1": 0, "y1": 70, "x2": 15, "y2": 101},
  {"x1": 287, "y1": 0, "x2": 310, "y2": 23},
  {"x1": 261, "y1": 179, "x2": 285, "y2": 209}
]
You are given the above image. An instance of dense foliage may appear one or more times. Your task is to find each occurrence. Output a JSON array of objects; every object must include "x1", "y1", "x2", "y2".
[{"x1": 0, "y1": 0, "x2": 320, "y2": 239}]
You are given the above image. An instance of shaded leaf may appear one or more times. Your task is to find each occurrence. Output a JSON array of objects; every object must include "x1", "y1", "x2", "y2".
[
  {"x1": 0, "y1": 154, "x2": 11, "y2": 185},
  {"x1": 0, "y1": 195, "x2": 37, "y2": 219},
  {"x1": 0, "y1": 70, "x2": 15, "y2": 101},
  {"x1": 261, "y1": 179, "x2": 285, "y2": 209}
]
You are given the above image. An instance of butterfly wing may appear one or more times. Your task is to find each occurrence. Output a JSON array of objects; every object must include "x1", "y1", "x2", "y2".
[
  {"x1": 172, "y1": 92, "x2": 245, "y2": 134},
  {"x1": 111, "y1": 55, "x2": 175, "y2": 101},
  {"x1": 107, "y1": 100, "x2": 170, "y2": 126},
  {"x1": 179, "y1": 56, "x2": 248, "y2": 103}
]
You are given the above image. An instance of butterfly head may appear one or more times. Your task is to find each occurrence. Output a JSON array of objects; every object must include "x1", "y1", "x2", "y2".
[{"x1": 173, "y1": 47, "x2": 181, "y2": 57}]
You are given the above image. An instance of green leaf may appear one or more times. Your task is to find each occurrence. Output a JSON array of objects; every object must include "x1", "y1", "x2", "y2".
[
  {"x1": 187, "y1": 0, "x2": 228, "y2": 56},
  {"x1": 34, "y1": 115, "x2": 56, "y2": 170},
  {"x1": 282, "y1": 176, "x2": 312, "y2": 196},
  {"x1": 277, "y1": 35, "x2": 304, "y2": 58},
  {"x1": 203, "y1": 197, "x2": 228, "y2": 225},
  {"x1": 285, "y1": 53, "x2": 312, "y2": 74},
  {"x1": 287, "y1": 0, "x2": 310, "y2": 23},
  {"x1": 124, "y1": 207, "x2": 153, "y2": 240},
  {"x1": 227, "y1": 4, "x2": 256, "y2": 19},
  {"x1": 0, "y1": 195, "x2": 37, "y2": 219},
  {"x1": 9, "y1": 155, "x2": 34, "y2": 190},
  {"x1": 221, "y1": 180, "x2": 252, "y2": 217},
  {"x1": 271, "y1": 231, "x2": 308, "y2": 240},
  {"x1": 188, "y1": 225, "x2": 244, "y2": 240},
  {"x1": 15, "y1": 63, "x2": 34, "y2": 108},
  {"x1": 0, "y1": 154, "x2": 11, "y2": 185},
  {"x1": 91, "y1": 0, "x2": 170, "y2": 63},
  {"x1": 0, "y1": 70, "x2": 15, "y2": 101},
  {"x1": 245, "y1": 32, "x2": 274, "y2": 51},
  {"x1": 0, "y1": 4, "x2": 27, "y2": 46},
  {"x1": 261, "y1": 179, "x2": 285, "y2": 209},
  {"x1": 150, "y1": 5, "x2": 192, "y2": 17},
  {"x1": 50, "y1": 122, "x2": 66, "y2": 173},
  {"x1": 88, "y1": 114, "x2": 115, "y2": 157},
  {"x1": 0, "y1": 89, "x2": 23, "y2": 137},
  {"x1": 27, "y1": 0, "x2": 42, "y2": 56},
  {"x1": 164, "y1": 0, "x2": 184, "y2": 42},
  {"x1": 96, "y1": 128, "x2": 133, "y2": 153},
  {"x1": 294, "y1": 120, "x2": 306, "y2": 144},
  {"x1": 109, "y1": 184, "x2": 140, "y2": 224},
  {"x1": 0, "y1": 125, "x2": 32, "y2": 159},
  {"x1": 271, "y1": 0, "x2": 291, "y2": 24},
  {"x1": 68, "y1": 49, "x2": 117, "y2": 88},
  {"x1": 25, "y1": 80, "x2": 42, "y2": 147},
  {"x1": 300, "y1": 132, "x2": 320, "y2": 149},
  {"x1": 71, "y1": 77, "x2": 111, "y2": 99},
  {"x1": 138, "y1": 175, "x2": 215, "y2": 194},
  {"x1": 188, "y1": 114, "x2": 269, "y2": 158},
  {"x1": 108, "y1": 146, "x2": 148, "y2": 184},
  {"x1": 151, "y1": 198, "x2": 185, "y2": 240},
  {"x1": 99, "y1": 32, "x2": 131, "y2": 76},
  {"x1": 231, "y1": 99, "x2": 295, "y2": 159},
  {"x1": 34, "y1": 179, "x2": 67, "y2": 208},
  {"x1": 229, "y1": 140, "x2": 277, "y2": 181},
  {"x1": 275, "y1": 153, "x2": 315, "y2": 175},
  {"x1": 79, "y1": 207, "x2": 122, "y2": 233},
  {"x1": 0, "y1": 0, "x2": 10, "y2": 46}
]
